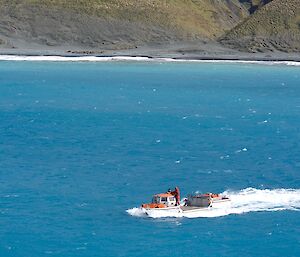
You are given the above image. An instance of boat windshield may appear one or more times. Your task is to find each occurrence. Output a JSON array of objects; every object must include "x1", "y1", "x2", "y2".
[
  {"x1": 152, "y1": 196, "x2": 160, "y2": 203},
  {"x1": 161, "y1": 197, "x2": 167, "y2": 202}
]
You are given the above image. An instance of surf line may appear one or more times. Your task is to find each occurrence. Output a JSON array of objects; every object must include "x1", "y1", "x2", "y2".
[{"x1": 0, "y1": 55, "x2": 300, "y2": 66}]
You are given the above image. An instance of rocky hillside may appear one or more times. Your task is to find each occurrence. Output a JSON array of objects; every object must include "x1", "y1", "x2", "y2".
[
  {"x1": 0, "y1": 0, "x2": 248, "y2": 50},
  {"x1": 0, "y1": 0, "x2": 299, "y2": 54},
  {"x1": 221, "y1": 0, "x2": 300, "y2": 52}
]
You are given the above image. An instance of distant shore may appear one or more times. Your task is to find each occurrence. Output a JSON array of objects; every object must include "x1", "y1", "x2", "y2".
[{"x1": 1, "y1": 42, "x2": 300, "y2": 63}]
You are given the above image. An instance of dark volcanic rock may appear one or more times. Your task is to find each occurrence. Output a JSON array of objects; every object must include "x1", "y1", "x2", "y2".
[{"x1": 239, "y1": 0, "x2": 273, "y2": 13}]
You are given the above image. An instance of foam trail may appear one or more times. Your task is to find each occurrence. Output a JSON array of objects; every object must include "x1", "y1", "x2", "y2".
[
  {"x1": 126, "y1": 207, "x2": 147, "y2": 217},
  {"x1": 0, "y1": 55, "x2": 300, "y2": 66},
  {"x1": 126, "y1": 188, "x2": 300, "y2": 219}
]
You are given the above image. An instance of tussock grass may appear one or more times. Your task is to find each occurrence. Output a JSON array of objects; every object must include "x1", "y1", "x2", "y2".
[{"x1": 221, "y1": 0, "x2": 300, "y2": 52}]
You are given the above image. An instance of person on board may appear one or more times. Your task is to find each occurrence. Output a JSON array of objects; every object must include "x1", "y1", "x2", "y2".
[{"x1": 171, "y1": 187, "x2": 180, "y2": 206}]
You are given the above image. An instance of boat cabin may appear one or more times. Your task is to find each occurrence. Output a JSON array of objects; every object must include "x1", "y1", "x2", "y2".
[{"x1": 152, "y1": 193, "x2": 176, "y2": 207}]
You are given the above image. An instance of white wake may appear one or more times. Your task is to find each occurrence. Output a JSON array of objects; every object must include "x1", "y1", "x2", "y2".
[{"x1": 126, "y1": 188, "x2": 300, "y2": 218}]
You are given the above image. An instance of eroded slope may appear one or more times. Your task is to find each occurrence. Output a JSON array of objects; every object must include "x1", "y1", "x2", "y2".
[{"x1": 0, "y1": 0, "x2": 248, "y2": 49}]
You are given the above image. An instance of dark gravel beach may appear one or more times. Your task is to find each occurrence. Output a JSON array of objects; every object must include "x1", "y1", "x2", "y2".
[{"x1": 1, "y1": 41, "x2": 300, "y2": 62}]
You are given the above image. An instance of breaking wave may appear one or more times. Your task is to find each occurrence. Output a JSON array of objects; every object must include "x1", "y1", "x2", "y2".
[
  {"x1": 126, "y1": 188, "x2": 300, "y2": 219},
  {"x1": 0, "y1": 55, "x2": 300, "y2": 66}
]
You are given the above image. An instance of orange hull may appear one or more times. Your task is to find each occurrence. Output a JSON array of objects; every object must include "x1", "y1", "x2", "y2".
[{"x1": 141, "y1": 203, "x2": 166, "y2": 209}]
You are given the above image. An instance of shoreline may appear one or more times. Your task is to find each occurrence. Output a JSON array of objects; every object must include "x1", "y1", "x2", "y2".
[
  {"x1": 1, "y1": 54, "x2": 300, "y2": 66},
  {"x1": 1, "y1": 41, "x2": 300, "y2": 64}
]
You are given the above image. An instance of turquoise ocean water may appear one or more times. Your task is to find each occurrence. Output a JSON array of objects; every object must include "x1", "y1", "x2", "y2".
[{"x1": 0, "y1": 60, "x2": 300, "y2": 256}]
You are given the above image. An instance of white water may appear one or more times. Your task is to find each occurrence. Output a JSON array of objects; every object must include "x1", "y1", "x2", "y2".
[
  {"x1": 0, "y1": 55, "x2": 300, "y2": 66},
  {"x1": 126, "y1": 188, "x2": 300, "y2": 218}
]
